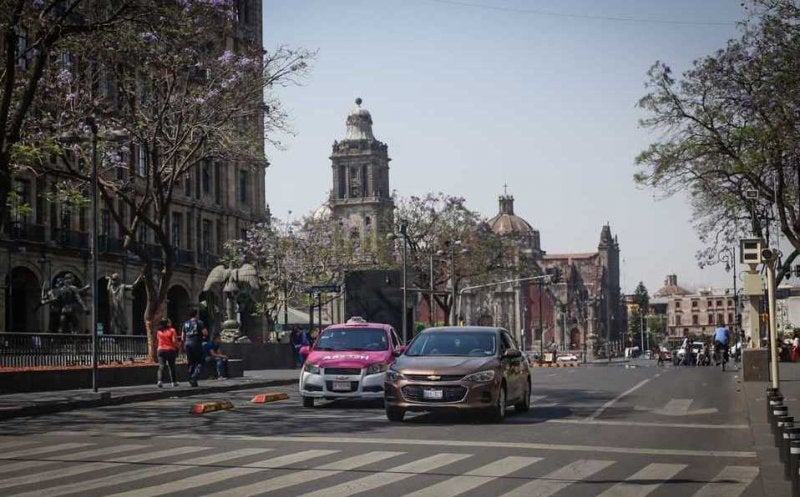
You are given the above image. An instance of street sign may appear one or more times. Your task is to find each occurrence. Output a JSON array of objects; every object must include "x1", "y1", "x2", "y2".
[{"x1": 307, "y1": 284, "x2": 341, "y2": 294}]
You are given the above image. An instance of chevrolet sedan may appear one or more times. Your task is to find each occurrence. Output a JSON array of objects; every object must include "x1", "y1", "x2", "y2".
[{"x1": 384, "y1": 326, "x2": 531, "y2": 422}]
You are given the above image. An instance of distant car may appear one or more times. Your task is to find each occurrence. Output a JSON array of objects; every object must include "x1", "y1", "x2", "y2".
[
  {"x1": 556, "y1": 354, "x2": 578, "y2": 362},
  {"x1": 659, "y1": 348, "x2": 672, "y2": 361}
]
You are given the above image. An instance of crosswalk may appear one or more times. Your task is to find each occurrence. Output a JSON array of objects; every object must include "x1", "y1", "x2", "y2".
[{"x1": 0, "y1": 437, "x2": 760, "y2": 497}]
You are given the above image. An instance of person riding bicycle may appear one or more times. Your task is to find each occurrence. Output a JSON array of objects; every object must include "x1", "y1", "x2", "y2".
[{"x1": 713, "y1": 325, "x2": 730, "y2": 366}]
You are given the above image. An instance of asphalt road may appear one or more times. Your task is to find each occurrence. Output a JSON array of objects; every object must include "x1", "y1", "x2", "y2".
[{"x1": 0, "y1": 361, "x2": 760, "y2": 497}]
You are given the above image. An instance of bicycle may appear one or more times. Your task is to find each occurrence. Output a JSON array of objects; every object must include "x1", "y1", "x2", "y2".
[{"x1": 714, "y1": 343, "x2": 729, "y2": 371}]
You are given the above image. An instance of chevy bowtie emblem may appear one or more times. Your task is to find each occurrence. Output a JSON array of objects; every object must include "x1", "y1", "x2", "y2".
[{"x1": 427, "y1": 375, "x2": 440, "y2": 381}]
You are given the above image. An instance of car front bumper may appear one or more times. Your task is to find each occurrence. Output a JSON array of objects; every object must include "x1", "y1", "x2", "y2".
[
  {"x1": 299, "y1": 370, "x2": 385, "y2": 399},
  {"x1": 384, "y1": 378, "x2": 500, "y2": 412}
]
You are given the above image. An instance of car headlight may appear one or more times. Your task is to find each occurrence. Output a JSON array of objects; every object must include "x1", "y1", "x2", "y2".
[
  {"x1": 463, "y1": 370, "x2": 495, "y2": 382},
  {"x1": 304, "y1": 362, "x2": 320, "y2": 374},
  {"x1": 366, "y1": 362, "x2": 388, "y2": 375},
  {"x1": 385, "y1": 368, "x2": 405, "y2": 381}
]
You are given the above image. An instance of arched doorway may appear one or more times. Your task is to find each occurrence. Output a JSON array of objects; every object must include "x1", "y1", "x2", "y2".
[
  {"x1": 167, "y1": 285, "x2": 191, "y2": 330},
  {"x1": 97, "y1": 276, "x2": 110, "y2": 335},
  {"x1": 47, "y1": 271, "x2": 85, "y2": 333},
  {"x1": 570, "y1": 328, "x2": 581, "y2": 349},
  {"x1": 132, "y1": 284, "x2": 146, "y2": 336},
  {"x1": 5, "y1": 267, "x2": 40, "y2": 332}
]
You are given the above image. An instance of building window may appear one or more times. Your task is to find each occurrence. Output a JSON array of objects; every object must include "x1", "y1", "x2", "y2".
[
  {"x1": 238, "y1": 170, "x2": 249, "y2": 204},
  {"x1": 195, "y1": 164, "x2": 201, "y2": 199},
  {"x1": 717, "y1": 313, "x2": 724, "y2": 325},
  {"x1": 692, "y1": 315, "x2": 698, "y2": 325},
  {"x1": 101, "y1": 209, "x2": 111, "y2": 238},
  {"x1": 361, "y1": 164, "x2": 368, "y2": 197},
  {"x1": 186, "y1": 214, "x2": 192, "y2": 251},
  {"x1": 16, "y1": 28, "x2": 28, "y2": 69},
  {"x1": 12, "y1": 179, "x2": 31, "y2": 225},
  {"x1": 728, "y1": 313, "x2": 733, "y2": 325},
  {"x1": 184, "y1": 171, "x2": 191, "y2": 197},
  {"x1": 216, "y1": 219, "x2": 224, "y2": 254},
  {"x1": 675, "y1": 301, "x2": 681, "y2": 309},
  {"x1": 138, "y1": 224, "x2": 147, "y2": 245},
  {"x1": 727, "y1": 299, "x2": 733, "y2": 307},
  {"x1": 708, "y1": 313, "x2": 714, "y2": 325},
  {"x1": 675, "y1": 315, "x2": 681, "y2": 326},
  {"x1": 691, "y1": 301, "x2": 698, "y2": 308},
  {"x1": 137, "y1": 145, "x2": 149, "y2": 176},
  {"x1": 238, "y1": 0, "x2": 249, "y2": 23},
  {"x1": 716, "y1": 300, "x2": 723, "y2": 307},
  {"x1": 171, "y1": 212, "x2": 182, "y2": 249},
  {"x1": 202, "y1": 219, "x2": 212, "y2": 254},
  {"x1": 338, "y1": 165, "x2": 346, "y2": 198},
  {"x1": 202, "y1": 161, "x2": 211, "y2": 194},
  {"x1": 214, "y1": 162, "x2": 222, "y2": 204}
]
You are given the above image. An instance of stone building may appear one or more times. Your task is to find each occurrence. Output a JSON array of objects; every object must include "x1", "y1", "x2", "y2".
[
  {"x1": 326, "y1": 98, "x2": 394, "y2": 238},
  {"x1": 657, "y1": 275, "x2": 737, "y2": 339},
  {"x1": 1, "y1": 1, "x2": 267, "y2": 335}
]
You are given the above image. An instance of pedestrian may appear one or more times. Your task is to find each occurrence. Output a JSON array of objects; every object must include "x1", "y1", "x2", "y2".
[
  {"x1": 156, "y1": 319, "x2": 179, "y2": 387},
  {"x1": 290, "y1": 326, "x2": 309, "y2": 367},
  {"x1": 792, "y1": 334, "x2": 800, "y2": 362},
  {"x1": 203, "y1": 334, "x2": 230, "y2": 379},
  {"x1": 655, "y1": 346, "x2": 664, "y2": 366},
  {"x1": 181, "y1": 309, "x2": 207, "y2": 387}
]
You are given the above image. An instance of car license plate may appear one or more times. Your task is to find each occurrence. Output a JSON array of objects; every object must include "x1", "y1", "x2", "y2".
[
  {"x1": 423, "y1": 389, "x2": 443, "y2": 400},
  {"x1": 332, "y1": 381, "x2": 351, "y2": 392}
]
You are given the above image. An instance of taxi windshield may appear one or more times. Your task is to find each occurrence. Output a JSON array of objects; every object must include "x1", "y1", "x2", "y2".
[
  {"x1": 405, "y1": 332, "x2": 496, "y2": 357},
  {"x1": 314, "y1": 328, "x2": 388, "y2": 351}
]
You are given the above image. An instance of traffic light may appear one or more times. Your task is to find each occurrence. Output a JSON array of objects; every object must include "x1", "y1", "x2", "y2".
[{"x1": 735, "y1": 313, "x2": 742, "y2": 326}]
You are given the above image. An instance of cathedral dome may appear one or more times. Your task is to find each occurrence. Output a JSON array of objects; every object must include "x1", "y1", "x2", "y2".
[
  {"x1": 312, "y1": 202, "x2": 332, "y2": 221},
  {"x1": 344, "y1": 97, "x2": 376, "y2": 141},
  {"x1": 487, "y1": 195, "x2": 537, "y2": 237}
]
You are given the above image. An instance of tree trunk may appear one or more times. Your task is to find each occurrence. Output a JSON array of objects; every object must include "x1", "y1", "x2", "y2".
[{"x1": 144, "y1": 294, "x2": 162, "y2": 363}]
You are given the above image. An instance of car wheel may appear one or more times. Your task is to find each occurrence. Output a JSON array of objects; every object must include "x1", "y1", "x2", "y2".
[
  {"x1": 515, "y1": 379, "x2": 531, "y2": 412},
  {"x1": 302, "y1": 396, "x2": 315, "y2": 408},
  {"x1": 386, "y1": 407, "x2": 405, "y2": 422},
  {"x1": 488, "y1": 383, "x2": 507, "y2": 422}
]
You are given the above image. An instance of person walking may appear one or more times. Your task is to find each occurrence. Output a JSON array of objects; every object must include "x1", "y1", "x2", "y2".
[
  {"x1": 182, "y1": 310, "x2": 207, "y2": 387},
  {"x1": 792, "y1": 334, "x2": 800, "y2": 362},
  {"x1": 156, "y1": 319, "x2": 180, "y2": 387}
]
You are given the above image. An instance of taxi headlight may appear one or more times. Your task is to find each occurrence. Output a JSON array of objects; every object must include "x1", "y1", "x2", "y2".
[
  {"x1": 304, "y1": 362, "x2": 320, "y2": 374},
  {"x1": 366, "y1": 362, "x2": 388, "y2": 375},
  {"x1": 463, "y1": 370, "x2": 495, "y2": 382},
  {"x1": 386, "y1": 369, "x2": 405, "y2": 382}
]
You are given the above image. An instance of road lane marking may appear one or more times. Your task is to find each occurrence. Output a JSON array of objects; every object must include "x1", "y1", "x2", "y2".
[
  {"x1": 203, "y1": 451, "x2": 405, "y2": 497},
  {"x1": 401, "y1": 456, "x2": 542, "y2": 497},
  {"x1": 299, "y1": 453, "x2": 472, "y2": 497},
  {"x1": 497, "y1": 459, "x2": 615, "y2": 497},
  {"x1": 588, "y1": 378, "x2": 652, "y2": 420},
  {"x1": 596, "y1": 463, "x2": 686, "y2": 497},
  {"x1": 691, "y1": 466, "x2": 759, "y2": 497},
  {"x1": 0, "y1": 444, "x2": 152, "y2": 475},
  {"x1": 3, "y1": 447, "x2": 266, "y2": 497},
  {"x1": 242, "y1": 449, "x2": 339, "y2": 468},
  {"x1": 640, "y1": 398, "x2": 719, "y2": 416},
  {"x1": 0, "y1": 442, "x2": 93, "y2": 459},
  {"x1": 538, "y1": 419, "x2": 748, "y2": 430},
  {"x1": 0, "y1": 439, "x2": 38, "y2": 451}
]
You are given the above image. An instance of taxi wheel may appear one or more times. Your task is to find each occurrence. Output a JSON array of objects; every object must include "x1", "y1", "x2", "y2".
[
  {"x1": 302, "y1": 396, "x2": 315, "y2": 408},
  {"x1": 386, "y1": 407, "x2": 405, "y2": 422}
]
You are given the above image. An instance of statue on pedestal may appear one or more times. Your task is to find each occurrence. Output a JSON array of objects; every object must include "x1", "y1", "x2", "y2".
[
  {"x1": 202, "y1": 262, "x2": 259, "y2": 342},
  {"x1": 107, "y1": 273, "x2": 142, "y2": 335},
  {"x1": 41, "y1": 272, "x2": 90, "y2": 334}
]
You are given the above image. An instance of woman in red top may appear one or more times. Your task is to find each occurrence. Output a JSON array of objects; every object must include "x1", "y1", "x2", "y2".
[{"x1": 157, "y1": 319, "x2": 180, "y2": 387}]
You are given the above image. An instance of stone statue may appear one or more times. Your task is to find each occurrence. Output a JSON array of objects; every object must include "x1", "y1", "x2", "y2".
[
  {"x1": 107, "y1": 273, "x2": 142, "y2": 335},
  {"x1": 41, "y1": 272, "x2": 90, "y2": 334},
  {"x1": 202, "y1": 262, "x2": 259, "y2": 342}
]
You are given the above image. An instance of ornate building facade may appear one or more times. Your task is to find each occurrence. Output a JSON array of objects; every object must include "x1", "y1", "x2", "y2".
[{"x1": 1, "y1": 1, "x2": 267, "y2": 335}]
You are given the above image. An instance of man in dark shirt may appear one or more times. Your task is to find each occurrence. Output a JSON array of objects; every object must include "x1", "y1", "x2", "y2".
[
  {"x1": 204, "y1": 334, "x2": 229, "y2": 379},
  {"x1": 181, "y1": 310, "x2": 207, "y2": 387}
]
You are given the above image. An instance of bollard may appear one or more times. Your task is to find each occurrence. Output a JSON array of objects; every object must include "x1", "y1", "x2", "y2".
[
  {"x1": 777, "y1": 416, "x2": 795, "y2": 447},
  {"x1": 792, "y1": 440, "x2": 800, "y2": 497},
  {"x1": 769, "y1": 395, "x2": 786, "y2": 422},
  {"x1": 783, "y1": 427, "x2": 800, "y2": 464},
  {"x1": 773, "y1": 404, "x2": 789, "y2": 430}
]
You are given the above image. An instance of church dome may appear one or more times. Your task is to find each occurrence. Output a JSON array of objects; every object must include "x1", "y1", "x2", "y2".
[
  {"x1": 344, "y1": 97, "x2": 376, "y2": 141},
  {"x1": 312, "y1": 202, "x2": 332, "y2": 221},
  {"x1": 487, "y1": 195, "x2": 537, "y2": 237}
]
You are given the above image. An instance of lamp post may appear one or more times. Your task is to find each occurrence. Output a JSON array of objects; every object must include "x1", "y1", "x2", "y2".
[
  {"x1": 718, "y1": 246, "x2": 738, "y2": 342},
  {"x1": 88, "y1": 118, "x2": 99, "y2": 393},
  {"x1": 400, "y1": 222, "x2": 408, "y2": 343},
  {"x1": 539, "y1": 277, "x2": 544, "y2": 362}
]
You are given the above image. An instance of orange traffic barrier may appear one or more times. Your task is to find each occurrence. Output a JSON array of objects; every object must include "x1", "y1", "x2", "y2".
[
  {"x1": 189, "y1": 400, "x2": 234, "y2": 414},
  {"x1": 251, "y1": 392, "x2": 289, "y2": 403}
]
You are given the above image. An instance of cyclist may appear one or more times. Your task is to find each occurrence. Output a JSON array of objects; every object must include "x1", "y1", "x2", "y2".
[{"x1": 713, "y1": 325, "x2": 730, "y2": 367}]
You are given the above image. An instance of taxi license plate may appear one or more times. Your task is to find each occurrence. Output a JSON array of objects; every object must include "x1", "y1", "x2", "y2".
[
  {"x1": 332, "y1": 381, "x2": 351, "y2": 392},
  {"x1": 423, "y1": 389, "x2": 443, "y2": 400}
]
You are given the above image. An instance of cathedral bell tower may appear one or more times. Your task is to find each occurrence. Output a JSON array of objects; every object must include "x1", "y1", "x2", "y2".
[{"x1": 330, "y1": 98, "x2": 394, "y2": 237}]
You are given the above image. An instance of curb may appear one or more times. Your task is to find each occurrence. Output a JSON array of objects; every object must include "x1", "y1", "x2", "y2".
[{"x1": 0, "y1": 378, "x2": 296, "y2": 421}]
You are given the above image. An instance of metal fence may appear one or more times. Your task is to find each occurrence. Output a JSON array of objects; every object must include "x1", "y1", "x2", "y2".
[{"x1": 0, "y1": 333, "x2": 151, "y2": 368}]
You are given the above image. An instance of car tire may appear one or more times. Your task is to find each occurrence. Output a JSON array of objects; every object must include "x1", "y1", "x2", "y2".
[
  {"x1": 515, "y1": 379, "x2": 531, "y2": 413},
  {"x1": 386, "y1": 407, "x2": 405, "y2": 422},
  {"x1": 302, "y1": 396, "x2": 315, "y2": 408},
  {"x1": 487, "y1": 383, "x2": 507, "y2": 423}
]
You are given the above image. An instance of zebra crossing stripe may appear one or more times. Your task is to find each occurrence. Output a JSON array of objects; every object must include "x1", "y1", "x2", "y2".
[
  {"x1": 109, "y1": 445, "x2": 208, "y2": 463},
  {"x1": 0, "y1": 439, "x2": 38, "y2": 451},
  {"x1": 300, "y1": 452, "x2": 473, "y2": 497},
  {"x1": 691, "y1": 466, "x2": 759, "y2": 497},
  {"x1": 101, "y1": 449, "x2": 338, "y2": 497},
  {"x1": 203, "y1": 451, "x2": 406, "y2": 497},
  {"x1": 596, "y1": 463, "x2": 687, "y2": 497},
  {"x1": 496, "y1": 459, "x2": 615, "y2": 497},
  {"x1": 0, "y1": 442, "x2": 93, "y2": 459},
  {"x1": 0, "y1": 461, "x2": 118, "y2": 490},
  {"x1": 402, "y1": 456, "x2": 543, "y2": 497},
  {"x1": 3, "y1": 447, "x2": 268, "y2": 497},
  {"x1": 0, "y1": 444, "x2": 149, "y2": 475}
]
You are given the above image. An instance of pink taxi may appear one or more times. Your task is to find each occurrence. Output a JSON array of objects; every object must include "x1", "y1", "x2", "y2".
[{"x1": 299, "y1": 317, "x2": 404, "y2": 407}]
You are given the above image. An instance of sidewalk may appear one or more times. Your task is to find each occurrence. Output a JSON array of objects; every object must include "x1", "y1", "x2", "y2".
[
  {"x1": 0, "y1": 369, "x2": 299, "y2": 421},
  {"x1": 740, "y1": 361, "x2": 800, "y2": 496}
]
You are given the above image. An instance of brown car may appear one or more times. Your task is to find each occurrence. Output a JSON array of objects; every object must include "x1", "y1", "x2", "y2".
[{"x1": 384, "y1": 326, "x2": 531, "y2": 422}]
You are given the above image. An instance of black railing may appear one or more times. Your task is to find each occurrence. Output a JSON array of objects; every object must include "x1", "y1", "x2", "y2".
[
  {"x1": 98, "y1": 236, "x2": 126, "y2": 255},
  {"x1": 0, "y1": 332, "x2": 155, "y2": 368},
  {"x1": 6, "y1": 222, "x2": 46, "y2": 243},
  {"x1": 176, "y1": 249, "x2": 194, "y2": 266},
  {"x1": 54, "y1": 229, "x2": 90, "y2": 249}
]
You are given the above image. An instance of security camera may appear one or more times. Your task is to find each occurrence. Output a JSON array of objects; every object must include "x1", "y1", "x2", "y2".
[{"x1": 761, "y1": 248, "x2": 777, "y2": 263}]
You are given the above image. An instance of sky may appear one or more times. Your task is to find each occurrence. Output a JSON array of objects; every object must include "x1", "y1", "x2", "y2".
[{"x1": 262, "y1": 0, "x2": 749, "y2": 295}]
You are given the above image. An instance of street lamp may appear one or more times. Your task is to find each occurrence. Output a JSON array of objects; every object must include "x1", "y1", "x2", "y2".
[
  {"x1": 718, "y1": 246, "x2": 738, "y2": 343},
  {"x1": 437, "y1": 240, "x2": 464, "y2": 325},
  {"x1": 387, "y1": 223, "x2": 409, "y2": 343}
]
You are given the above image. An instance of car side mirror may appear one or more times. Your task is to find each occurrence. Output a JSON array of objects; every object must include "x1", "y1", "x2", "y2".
[
  {"x1": 393, "y1": 345, "x2": 407, "y2": 357},
  {"x1": 503, "y1": 349, "x2": 522, "y2": 359},
  {"x1": 299, "y1": 345, "x2": 310, "y2": 356}
]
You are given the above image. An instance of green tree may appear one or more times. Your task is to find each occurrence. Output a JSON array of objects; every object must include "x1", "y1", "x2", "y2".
[
  {"x1": 628, "y1": 282, "x2": 650, "y2": 347},
  {"x1": 636, "y1": 0, "x2": 800, "y2": 279}
]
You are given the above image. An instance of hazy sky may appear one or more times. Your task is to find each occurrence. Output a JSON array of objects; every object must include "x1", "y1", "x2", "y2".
[{"x1": 262, "y1": 0, "x2": 748, "y2": 295}]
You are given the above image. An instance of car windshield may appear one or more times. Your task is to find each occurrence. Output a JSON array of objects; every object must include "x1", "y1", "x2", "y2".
[
  {"x1": 314, "y1": 328, "x2": 388, "y2": 351},
  {"x1": 405, "y1": 331, "x2": 496, "y2": 357}
]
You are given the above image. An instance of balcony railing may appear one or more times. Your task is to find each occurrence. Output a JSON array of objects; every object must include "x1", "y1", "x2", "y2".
[
  {"x1": 0, "y1": 332, "x2": 165, "y2": 368},
  {"x1": 6, "y1": 222, "x2": 46, "y2": 243}
]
